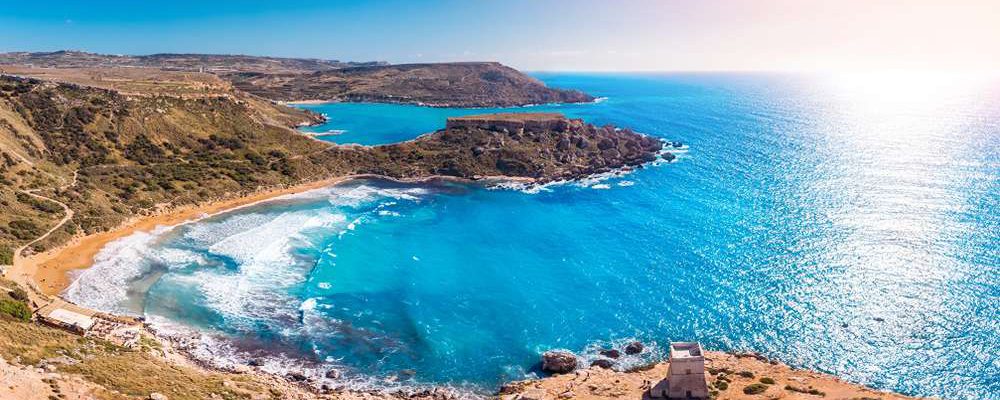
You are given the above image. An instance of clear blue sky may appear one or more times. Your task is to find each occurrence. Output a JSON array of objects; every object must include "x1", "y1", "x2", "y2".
[{"x1": 2, "y1": 0, "x2": 998, "y2": 71}]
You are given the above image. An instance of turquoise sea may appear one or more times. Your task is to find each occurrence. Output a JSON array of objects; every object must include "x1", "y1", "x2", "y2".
[{"x1": 66, "y1": 73, "x2": 999, "y2": 399}]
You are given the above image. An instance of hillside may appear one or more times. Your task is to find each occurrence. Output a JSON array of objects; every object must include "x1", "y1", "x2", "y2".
[
  {"x1": 0, "y1": 50, "x2": 382, "y2": 73},
  {"x1": 225, "y1": 62, "x2": 595, "y2": 106},
  {"x1": 0, "y1": 51, "x2": 594, "y2": 107},
  {"x1": 0, "y1": 72, "x2": 656, "y2": 263}
]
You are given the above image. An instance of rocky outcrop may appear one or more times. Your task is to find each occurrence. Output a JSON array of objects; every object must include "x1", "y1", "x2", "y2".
[
  {"x1": 331, "y1": 113, "x2": 666, "y2": 182},
  {"x1": 624, "y1": 341, "x2": 644, "y2": 355},
  {"x1": 502, "y1": 351, "x2": 920, "y2": 400},
  {"x1": 541, "y1": 351, "x2": 578, "y2": 374}
]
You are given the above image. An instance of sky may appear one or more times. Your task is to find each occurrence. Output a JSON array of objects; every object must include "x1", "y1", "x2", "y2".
[{"x1": 2, "y1": 0, "x2": 999, "y2": 72}]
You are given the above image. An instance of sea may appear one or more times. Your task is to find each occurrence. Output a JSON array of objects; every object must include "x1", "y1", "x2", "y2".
[{"x1": 65, "y1": 72, "x2": 1000, "y2": 399}]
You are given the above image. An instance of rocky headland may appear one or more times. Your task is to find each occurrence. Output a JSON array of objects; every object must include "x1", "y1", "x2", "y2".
[
  {"x1": 225, "y1": 62, "x2": 595, "y2": 107},
  {"x1": 506, "y1": 344, "x2": 918, "y2": 400}
]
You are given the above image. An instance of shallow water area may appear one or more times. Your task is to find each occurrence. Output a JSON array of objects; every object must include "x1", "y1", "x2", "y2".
[{"x1": 66, "y1": 73, "x2": 1000, "y2": 399}]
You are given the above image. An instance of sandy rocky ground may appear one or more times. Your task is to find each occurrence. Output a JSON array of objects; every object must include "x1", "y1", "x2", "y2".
[{"x1": 500, "y1": 351, "x2": 918, "y2": 400}]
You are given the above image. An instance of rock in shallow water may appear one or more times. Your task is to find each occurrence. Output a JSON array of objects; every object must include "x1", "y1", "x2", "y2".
[
  {"x1": 591, "y1": 359, "x2": 615, "y2": 369},
  {"x1": 624, "y1": 341, "x2": 644, "y2": 355},
  {"x1": 541, "y1": 350, "x2": 578, "y2": 374},
  {"x1": 600, "y1": 349, "x2": 621, "y2": 359}
]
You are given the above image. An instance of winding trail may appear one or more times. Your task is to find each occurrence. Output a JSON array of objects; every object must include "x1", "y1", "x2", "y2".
[
  {"x1": 5, "y1": 170, "x2": 78, "y2": 307},
  {"x1": 13, "y1": 189, "x2": 74, "y2": 260}
]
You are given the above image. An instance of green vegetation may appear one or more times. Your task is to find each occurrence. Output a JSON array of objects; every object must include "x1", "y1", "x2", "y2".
[
  {"x1": 713, "y1": 380, "x2": 729, "y2": 391},
  {"x1": 0, "y1": 244, "x2": 12, "y2": 264},
  {"x1": 0, "y1": 298, "x2": 31, "y2": 321},
  {"x1": 743, "y1": 383, "x2": 769, "y2": 395},
  {"x1": 760, "y1": 377, "x2": 776, "y2": 384},
  {"x1": 0, "y1": 286, "x2": 31, "y2": 321},
  {"x1": 738, "y1": 370, "x2": 755, "y2": 378}
]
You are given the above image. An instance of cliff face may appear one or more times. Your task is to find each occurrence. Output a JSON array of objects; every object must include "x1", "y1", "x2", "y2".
[{"x1": 225, "y1": 62, "x2": 595, "y2": 107}]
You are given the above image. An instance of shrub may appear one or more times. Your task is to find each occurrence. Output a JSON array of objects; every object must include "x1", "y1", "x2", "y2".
[
  {"x1": 743, "y1": 383, "x2": 768, "y2": 395},
  {"x1": 713, "y1": 381, "x2": 728, "y2": 391},
  {"x1": 0, "y1": 245, "x2": 12, "y2": 265},
  {"x1": 0, "y1": 298, "x2": 31, "y2": 321},
  {"x1": 738, "y1": 370, "x2": 755, "y2": 378},
  {"x1": 785, "y1": 385, "x2": 826, "y2": 396},
  {"x1": 760, "y1": 377, "x2": 776, "y2": 385},
  {"x1": 8, "y1": 287, "x2": 28, "y2": 302},
  {"x1": 8, "y1": 219, "x2": 42, "y2": 240}
]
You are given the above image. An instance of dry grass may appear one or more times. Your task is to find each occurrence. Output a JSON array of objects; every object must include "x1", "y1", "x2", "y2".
[
  {"x1": 0, "y1": 317, "x2": 267, "y2": 400},
  {"x1": 1, "y1": 65, "x2": 231, "y2": 97}
]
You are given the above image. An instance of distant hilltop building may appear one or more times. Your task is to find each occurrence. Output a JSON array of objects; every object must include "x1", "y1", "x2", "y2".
[{"x1": 649, "y1": 342, "x2": 709, "y2": 399}]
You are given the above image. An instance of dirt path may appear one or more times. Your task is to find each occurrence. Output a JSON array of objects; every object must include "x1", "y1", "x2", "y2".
[{"x1": 14, "y1": 190, "x2": 74, "y2": 260}]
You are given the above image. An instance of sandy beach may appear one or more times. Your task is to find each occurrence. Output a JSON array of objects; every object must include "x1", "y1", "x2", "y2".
[
  {"x1": 10, "y1": 172, "x2": 536, "y2": 297},
  {"x1": 10, "y1": 175, "x2": 355, "y2": 296}
]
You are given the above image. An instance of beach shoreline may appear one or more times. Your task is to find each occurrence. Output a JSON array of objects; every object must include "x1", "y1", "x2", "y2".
[
  {"x1": 9, "y1": 175, "x2": 352, "y2": 296},
  {"x1": 9, "y1": 173, "x2": 537, "y2": 297}
]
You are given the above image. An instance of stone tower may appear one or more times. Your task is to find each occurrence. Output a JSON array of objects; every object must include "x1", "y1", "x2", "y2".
[{"x1": 649, "y1": 342, "x2": 708, "y2": 399}]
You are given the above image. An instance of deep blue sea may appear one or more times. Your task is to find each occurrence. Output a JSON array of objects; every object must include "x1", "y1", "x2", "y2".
[{"x1": 66, "y1": 73, "x2": 999, "y2": 399}]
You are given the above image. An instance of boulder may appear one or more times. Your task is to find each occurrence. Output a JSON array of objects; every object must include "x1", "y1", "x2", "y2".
[
  {"x1": 599, "y1": 349, "x2": 621, "y2": 359},
  {"x1": 325, "y1": 369, "x2": 341, "y2": 379},
  {"x1": 624, "y1": 341, "x2": 644, "y2": 355},
  {"x1": 149, "y1": 393, "x2": 168, "y2": 400},
  {"x1": 590, "y1": 359, "x2": 614, "y2": 369},
  {"x1": 541, "y1": 350, "x2": 578, "y2": 374},
  {"x1": 286, "y1": 371, "x2": 308, "y2": 382}
]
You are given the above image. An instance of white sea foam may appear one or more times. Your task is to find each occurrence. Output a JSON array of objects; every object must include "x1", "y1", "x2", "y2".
[
  {"x1": 182, "y1": 210, "x2": 346, "y2": 322},
  {"x1": 300, "y1": 298, "x2": 318, "y2": 312},
  {"x1": 591, "y1": 184, "x2": 611, "y2": 190},
  {"x1": 324, "y1": 184, "x2": 428, "y2": 208},
  {"x1": 64, "y1": 225, "x2": 181, "y2": 314},
  {"x1": 308, "y1": 129, "x2": 348, "y2": 137}
]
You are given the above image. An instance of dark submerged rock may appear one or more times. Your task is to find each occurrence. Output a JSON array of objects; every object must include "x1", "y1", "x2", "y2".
[
  {"x1": 600, "y1": 349, "x2": 621, "y2": 359},
  {"x1": 590, "y1": 359, "x2": 615, "y2": 369},
  {"x1": 624, "y1": 341, "x2": 644, "y2": 355}
]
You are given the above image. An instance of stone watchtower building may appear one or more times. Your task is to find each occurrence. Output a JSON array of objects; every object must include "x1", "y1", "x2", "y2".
[{"x1": 649, "y1": 342, "x2": 709, "y2": 399}]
